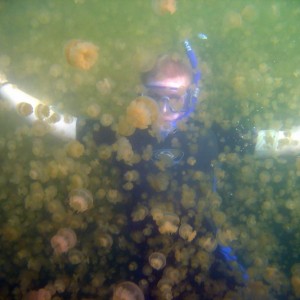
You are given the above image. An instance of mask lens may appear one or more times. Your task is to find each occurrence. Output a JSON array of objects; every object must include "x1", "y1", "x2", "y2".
[
  {"x1": 160, "y1": 93, "x2": 188, "y2": 113},
  {"x1": 168, "y1": 95, "x2": 186, "y2": 112},
  {"x1": 146, "y1": 86, "x2": 190, "y2": 113}
]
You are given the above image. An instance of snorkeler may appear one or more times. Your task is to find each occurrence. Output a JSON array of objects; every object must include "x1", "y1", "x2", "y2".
[{"x1": 0, "y1": 40, "x2": 251, "y2": 287}]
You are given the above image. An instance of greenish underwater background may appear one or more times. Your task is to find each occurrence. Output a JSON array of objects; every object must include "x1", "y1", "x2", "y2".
[{"x1": 0, "y1": 0, "x2": 300, "y2": 299}]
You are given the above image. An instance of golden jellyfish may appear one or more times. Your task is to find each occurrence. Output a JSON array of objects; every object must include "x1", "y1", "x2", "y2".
[
  {"x1": 148, "y1": 252, "x2": 166, "y2": 270},
  {"x1": 96, "y1": 232, "x2": 113, "y2": 249},
  {"x1": 212, "y1": 210, "x2": 226, "y2": 227},
  {"x1": 68, "y1": 249, "x2": 84, "y2": 265},
  {"x1": 54, "y1": 276, "x2": 70, "y2": 293},
  {"x1": 25, "y1": 288, "x2": 52, "y2": 300},
  {"x1": 85, "y1": 103, "x2": 101, "y2": 118},
  {"x1": 198, "y1": 235, "x2": 218, "y2": 252},
  {"x1": 156, "y1": 212, "x2": 180, "y2": 234},
  {"x1": 148, "y1": 172, "x2": 170, "y2": 192},
  {"x1": 217, "y1": 228, "x2": 238, "y2": 246},
  {"x1": 291, "y1": 264, "x2": 300, "y2": 297},
  {"x1": 116, "y1": 137, "x2": 135, "y2": 165},
  {"x1": 31, "y1": 120, "x2": 49, "y2": 137},
  {"x1": 195, "y1": 250, "x2": 211, "y2": 272},
  {"x1": 157, "y1": 278, "x2": 173, "y2": 300},
  {"x1": 107, "y1": 189, "x2": 122, "y2": 204},
  {"x1": 124, "y1": 170, "x2": 140, "y2": 182},
  {"x1": 112, "y1": 281, "x2": 145, "y2": 300},
  {"x1": 50, "y1": 228, "x2": 77, "y2": 255},
  {"x1": 129, "y1": 261, "x2": 138, "y2": 271},
  {"x1": 68, "y1": 188, "x2": 93, "y2": 212},
  {"x1": 152, "y1": 0, "x2": 177, "y2": 15},
  {"x1": 123, "y1": 181, "x2": 134, "y2": 191},
  {"x1": 291, "y1": 274, "x2": 300, "y2": 297},
  {"x1": 117, "y1": 116, "x2": 136, "y2": 137},
  {"x1": 224, "y1": 11, "x2": 243, "y2": 29},
  {"x1": 181, "y1": 184, "x2": 196, "y2": 209},
  {"x1": 178, "y1": 223, "x2": 196, "y2": 242},
  {"x1": 35, "y1": 103, "x2": 50, "y2": 120},
  {"x1": 16, "y1": 102, "x2": 33, "y2": 117},
  {"x1": 150, "y1": 207, "x2": 164, "y2": 222},
  {"x1": 64, "y1": 39, "x2": 98, "y2": 70},
  {"x1": 126, "y1": 96, "x2": 159, "y2": 130},
  {"x1": 131, "y1": 205, "x2": 148, "y2": 222},
  {"x1": 100, "y1": 113, "x2": 114, "y2": 127},
  {"x1": 164, "y1": 266, "x2": 181, "y2": 284},
  {"x1": 91, "y1": 272, "x2": 106, "y2": 288},
  {"x1": 66, "y1": 140, "x2": 85, "y2": 158},
  {"x1": 96, "y1": 78, "x2": 113, "y2": 95}
]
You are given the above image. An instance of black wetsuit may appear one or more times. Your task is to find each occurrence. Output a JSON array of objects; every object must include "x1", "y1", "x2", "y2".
[
  {"x1": 77, "y1": 119, "x2": 221, "y2": 190},
  {"x1": 77, "y1": 118, "x2": 253, "y2": 179},
  {"x1": 76, "y1": 118, "x2": 252, "y2": 296}
]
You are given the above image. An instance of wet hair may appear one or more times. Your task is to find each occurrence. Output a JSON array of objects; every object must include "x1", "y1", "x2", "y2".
[{"x1": 141, "y1": 55, "x2": 192, "y2": 86}]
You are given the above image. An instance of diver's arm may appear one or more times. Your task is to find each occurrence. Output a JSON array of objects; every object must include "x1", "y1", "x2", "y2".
[{"x1": 0, "y1": 73, "x2": 77, "y2": 139}]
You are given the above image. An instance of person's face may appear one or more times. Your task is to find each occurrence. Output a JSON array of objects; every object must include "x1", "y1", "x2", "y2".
[{"x1": 146, "y1": 75, "x2": 191, "y2": 122}]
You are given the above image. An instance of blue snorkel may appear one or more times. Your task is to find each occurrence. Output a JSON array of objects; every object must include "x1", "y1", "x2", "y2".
[{"x1": 181, "y1": 40, "x2": 201, "y2": 119}]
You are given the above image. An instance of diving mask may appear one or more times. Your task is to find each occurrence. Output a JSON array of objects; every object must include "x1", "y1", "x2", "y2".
[{"x1": 145, "y1": 84, "x2": 196, "y2": 121}]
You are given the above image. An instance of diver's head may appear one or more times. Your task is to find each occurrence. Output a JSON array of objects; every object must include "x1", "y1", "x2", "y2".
[{"x1": 142, "y1": 55, "x2": 193, "y2": 122}]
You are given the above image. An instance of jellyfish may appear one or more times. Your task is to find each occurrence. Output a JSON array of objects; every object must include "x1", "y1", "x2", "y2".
[
  {"x1": 149, "y1": 252, "x2": 166, "y2": 270},
  {"x1": 217, "y1": 228, "x2": 237, "y2": 246},
  {"x1": 198, "y1": 235, "x2": 218, "y2": 252},
  {"x1": 124, "y1": 170, "x2": 140, "y2": 182},
  {"x1": 85, "y1": 103, "x2": 101, "y2": 118},
  {"x1": 50, "y1": 228, "x2": 77, "y2": 255},
  {"x1": 16, "y1": 102, "x2": 33, "y2": 117},
  {"x1": 291, "y1": 275, "x2": 300, "y2": 297},
  {"x1": 152, "y1": 0, "x2": 177, "y2": 15},
  {"x1": 96, "y1": 232, "x2": 113, "y2": 249},
  {"x1": 68, "y1": 249, "x2": 84, "y2": 265},
  {"x1": 68, "y1": 188, "x2": 93, "y2": 212},
  {"x1": 157, "y1": 278, "x2": 173, "y2": 300},
  {"x1": 164, "y1": 266, "x2": 182, "y2": 284},
  {"x1": 34, "y1": 103, "x2": 50, "y2": 120},
  {"x1": 116, "y1": 137, "x2": 135, "y2": 165},
  {"x1": 156, "y1": 212, "x2": 180, "y2": 234},
  {"x1": 25, "y1": 288, "x2": 52, "y2": 300},
  {"x1": 131, "y1": 205, "x2": 148, "y2": 222},
  {"x1": 64, "y1": 39, "x2": 98, "y2": 70},
  {"x1": 178, "y1": 223, "x2": 196, "y2": 242},
  {"x1": 112, "y1": 281, "x2": 144, "y2": 300},
  {"x1": 53, "y1": 276, "x2": 70, "y2": 293},
  {"x1": 126, "y1": 96, "x2": 159, "y2": 130},
  {"x1": 66, "y1": 140, "x2": 85, "y2": 158},
  {"x1": 100, "y1": 113, "x2": 114, "y2": 127}
]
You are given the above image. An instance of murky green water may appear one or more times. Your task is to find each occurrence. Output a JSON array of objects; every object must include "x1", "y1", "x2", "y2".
[{"x1": 0, "y1": 0, "x2": 300, "y2": 299}]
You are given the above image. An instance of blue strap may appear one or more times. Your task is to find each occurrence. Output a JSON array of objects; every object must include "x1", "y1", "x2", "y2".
[
  {"x1": 212, "y1": 167, "x2": 248, "y2": 281},
  {"x1": 218, "y1": 245, "x2": 249, "y2": 281}
]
